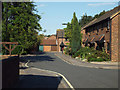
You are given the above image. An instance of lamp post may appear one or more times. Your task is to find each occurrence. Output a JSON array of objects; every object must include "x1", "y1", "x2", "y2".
[
  {"x1": 60, "y1": 23, "x2": 69, "y2": 54},
  {"x1": 60, "y1": 31, "x2": 64, "y2": 54}
]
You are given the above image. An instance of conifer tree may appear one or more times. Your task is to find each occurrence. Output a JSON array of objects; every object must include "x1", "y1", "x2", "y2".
[{"x1": 71, "y1": 12, "x2": 82, "y2": 55}]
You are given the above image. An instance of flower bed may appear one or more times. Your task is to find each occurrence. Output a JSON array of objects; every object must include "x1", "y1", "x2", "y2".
[{"x1": 64, "y1": 46, "x2": 110, "y2": 62}]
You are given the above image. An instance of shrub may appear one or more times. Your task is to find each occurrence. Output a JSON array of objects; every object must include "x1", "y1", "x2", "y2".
[
  {"x1": 74, "y1": 46, "x2": 110, "y2": 62},
  {"x1": 88, "y1": 57, "x2": 104, "y2": 62},
  {"x1": 74, "y1": 47, "x2": 95, "y2": 58}
]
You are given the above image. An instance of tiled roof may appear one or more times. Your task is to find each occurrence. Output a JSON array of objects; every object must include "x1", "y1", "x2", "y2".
[
  {"x1": 40, "y1": 39, "x2": 57, "y2": 45},
  {"x1": 82, "y1": 5, "x2": 120, "y2": 29}
]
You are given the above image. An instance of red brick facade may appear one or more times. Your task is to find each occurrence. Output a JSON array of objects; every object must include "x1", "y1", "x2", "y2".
[
  {"x1": 40, "y1": 35, "x2": 57, "y2": 52},
  {"x1": 118, "y1": 12, "x2": 120, "y2": 62},
  {"x1": 111, "y1": 12, "x2": 119, "y2": 61},
  {"x1": 56, "y1": 29, "x2": 66, "y2": 52},
  {"x1": 81, "y1": 6, "x2": 120, "y2": 61}
]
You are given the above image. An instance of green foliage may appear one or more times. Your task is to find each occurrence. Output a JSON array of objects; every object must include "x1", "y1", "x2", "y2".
[
  {"x1": 74, "y1": 47, "x2": 94, "y2": 58},
  {"x1": 88, "y1": 58, "x2": 104, "y2": 62},
  {"x1": 64, "y1": 22, "x2": 72, "y2": 42},
  {"x1": 93, "y1": 10, "x2": 106, "y2": 20},
  {"x1": 71, "y1": 12, "x2": 82, "y2": 55},
  {"x1": 64, "y1": 46, "x2": 72, "y2": 55},
  {"x1": 74, "y1": 47, "x2": 110, "y2": 62},
  {"x1": 79, "y1": 10, "x2": 106, "y2": 27},
  {"x1": 79, "y1": 13, "x2": 93, "y2": 27},
  {"x1": 2, "y1": 2, "x2": 42, "y2": 55},
  {"x1": 11, "y1": 45, "x2": 23, "y2": 55},
  {"x1": 64, "y1": 12, "x2": 82, "y2": 55}
]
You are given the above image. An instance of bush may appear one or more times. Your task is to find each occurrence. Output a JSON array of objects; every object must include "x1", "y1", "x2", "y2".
[
  {"x1": 74, "y1": 46, "x2": 110, "y2": 62},
  {"x1": 88, "y1": 57, "x2": 104, "y2": 62},
  {"x1": 64, "y1": 46, "x2": 72, "y2": 56},
  {"x1": 74, "y1": 47, "x2": 95, "y2": 58}
]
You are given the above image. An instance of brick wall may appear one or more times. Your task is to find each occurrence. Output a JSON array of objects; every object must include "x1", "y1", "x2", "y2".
[
  {"x1": 43, "y1": 46, "x2": 51, "y2": 52},
  {"x1": 51, "y1": 45, "x2": 57, "y2": 51},
  {"x1": 111, "y1": 14, "x2": 119, "y2": 61},
  {"x1": 2, "y1": 56, "x2": 19, "y2": 88},
  {"x1": 81, "y1": 29, "x2": 85, "y2": 42},
  {"x1": 118, "y1": 12, "x2": 120, "y2": 62}
]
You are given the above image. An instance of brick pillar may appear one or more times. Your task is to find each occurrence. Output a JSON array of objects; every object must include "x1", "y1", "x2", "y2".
[
  {"x1": 94, "y1": 42, "x2": 97, "y2": 50},
  {"x1": 118, "y1": 7, "x2": 120, "y2": 62},
  {"x1": 104, "y1": 42, "x2": 107, "y2": 53},
  {"x1": 111, "y1": 14, "x2": 119, "y2": 62}
]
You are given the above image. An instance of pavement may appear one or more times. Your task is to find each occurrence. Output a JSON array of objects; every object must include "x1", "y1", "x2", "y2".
[
  {"x1": 15, "y1": 60, "x2": 73, "y2": 89},
  {"x1": 55, "y1": 52, "x2": 119, "y2": 69}
]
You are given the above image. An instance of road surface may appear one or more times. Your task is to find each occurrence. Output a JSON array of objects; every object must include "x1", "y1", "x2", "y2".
[{"x1": 21, "y1": 52, "x2": 118, "y2": 88}]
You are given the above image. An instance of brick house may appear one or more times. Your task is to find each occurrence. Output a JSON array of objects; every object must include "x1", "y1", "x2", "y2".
[
  {"x1": 56, "y1": 29, "x2": 69, "y2": 52},
  {"x1": 81, "y1": 6, "x2": 120, "y2": 61},
  {"x1": 40, "y1": 35, "x2": 57, "y2": 52},
  {"x1": 56, "y1": 29, "x2": 65, "y2": 52}
]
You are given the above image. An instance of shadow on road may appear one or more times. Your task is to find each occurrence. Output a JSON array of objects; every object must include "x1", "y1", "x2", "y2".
[
  {"x1": 15, "y1": 74, "x2": 62, "y2": 89},
  {"x1": 20, "y1": 55, "x2": 55, "y2": 63},
  {"x1": 30, "y1": 52, "x2": 46, "y2": 55}
]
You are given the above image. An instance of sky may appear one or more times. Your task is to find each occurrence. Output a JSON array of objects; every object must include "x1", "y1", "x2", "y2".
[{"x1": 33, "y1": 2, "x2": 119, "y2": 35}]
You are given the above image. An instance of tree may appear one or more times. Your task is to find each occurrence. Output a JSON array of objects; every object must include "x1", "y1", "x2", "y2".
[
  {"x1": 79, "y1": 13, "x2": 93, "y2": 27},
  {"x1": 92, "y1": 10, "x2": 106, "y2": 20},
  {"x1": 79, "y1": 10, "x2": 106, "y2": 28},
  {"x1": 64, "y1": 22, "x2": 72, "y2": 42},
  {"x1": 71, "y1": 12, "x2": 82, "y2": 55},
  {"x1": 2, "y1": 2, "x2": 42, "y2": 54}
]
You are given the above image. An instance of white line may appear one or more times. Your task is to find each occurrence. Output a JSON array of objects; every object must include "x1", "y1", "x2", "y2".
[
  {"x1": 25, "y1": 60, "x2": 30, "y2": 67},
  {"x1": 32, "y1": 68, "x2": 74, "y2": 89},
  {"x1": 25, "y1": 60, "x2": 75, "y2": 90}
]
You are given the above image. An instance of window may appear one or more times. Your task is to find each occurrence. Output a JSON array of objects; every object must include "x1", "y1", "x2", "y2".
[
  {"x1": 107, "y1": 43, "x2": 110, "y2": 51},
  {"x1": 101, "y1": 23, "x2": 103, "y2": 30},
  {"x1": 85, "y1": 29, "x2": 88, "y2": 34},
  {"x1": 92, "y1": 26, "x2": 94, "y2": 33},
  {"x1": 97, "y1": 26, "x2": 99, "y2": 33}
]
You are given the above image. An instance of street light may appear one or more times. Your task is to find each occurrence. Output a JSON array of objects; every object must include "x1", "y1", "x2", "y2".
[
  {"x1": 61, "y1": 23, "x2": 69, "y2": 54},
  {"x1": 60, "y1": 30, "x2": 64, "y2": 54}
]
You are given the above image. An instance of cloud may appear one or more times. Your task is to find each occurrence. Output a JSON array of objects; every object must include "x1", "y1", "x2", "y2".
[
  {"x1": 88, "y1": 3, "x2": 116, "y2": 6},
  {"x1": 37, "y1": 4, "x2": 46, "y2": 7}
]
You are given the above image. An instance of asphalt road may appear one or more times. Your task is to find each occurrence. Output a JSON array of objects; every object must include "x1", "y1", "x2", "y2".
[{"x1": 21, "y1": 52, "x2": 118, "y2": 88}]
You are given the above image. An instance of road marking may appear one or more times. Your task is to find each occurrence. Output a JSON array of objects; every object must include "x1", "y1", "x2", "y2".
[
  {"x1": 25, "y1": 60, "x2": 75, "y2": 90},
  {"x1": 25, "y1": 60, "x2": 30, "y2": 67},
  {"x1": 32, "y1": 68, "x2": 75, "y2": 90}
]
